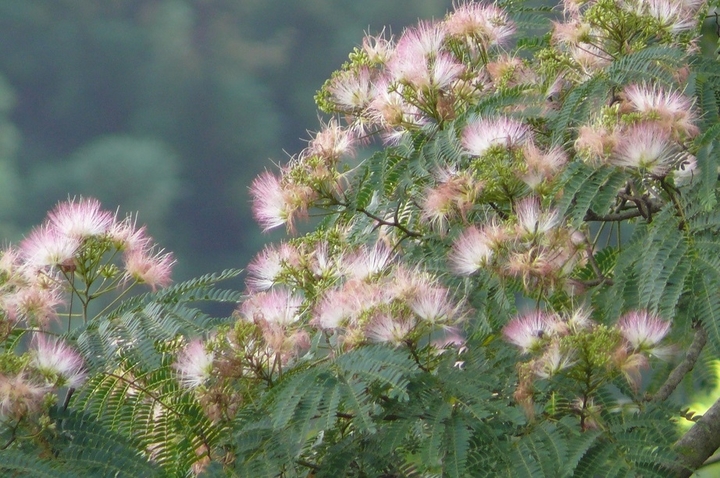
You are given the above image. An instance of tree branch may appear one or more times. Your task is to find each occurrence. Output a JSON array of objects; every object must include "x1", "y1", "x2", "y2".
[
  {"x1": 672, "y1": 395, "x2": 720, "y2": 477},
  {"x1": 584, "y1": 200, "x2": 662, "y2": 222},
  {"x1": 650, "y1": 325, "x2": 707, "y2": 403}
]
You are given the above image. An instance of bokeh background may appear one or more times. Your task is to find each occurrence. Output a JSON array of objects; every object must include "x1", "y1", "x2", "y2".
[{"x1": 0, "y1": 0, "x2": 452, "y2": 282}]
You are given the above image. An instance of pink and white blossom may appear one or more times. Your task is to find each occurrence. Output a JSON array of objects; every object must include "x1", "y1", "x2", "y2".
[
  {"x1": 365, "y1": 313, "x2": 416, "y2": 346},
  {"x1": 503, "y1": 310, "x2": 559, "y2": 353},
  {"x1": 246, "y1": 242, "x2": 299, "y2": 292},
  {"x1": 617, "y1": 310, "x2": 671, "y2": 351},
  {"x1": 240, "y1": 288, "x2": 302, "y2": 326},
  {"x1": 612, "y1": 123, "x2": 680, "y2": 175},
  {"x1": 123, "y1": 246, "x2": 174, "y2": 291},
  {"x1": 175, "y1": 339, "x2": 214, "y2": 389},
  {"x1": 31, "y1": 335, "x2": 86, "y2": 388},
  {"x1": 445, "y1": 2, "x2": 516, "y2": 48},
  {"x1": 250, "y1": 171, "x2": 293, "y2": 232},
  {"x1": 462, "y1": 116, "x2": 532, "y2": 157},
  {"x1": 449, "y1": 225, "x2": 497, "y2": 275},
  {"x1": 47, "y1": 197, "x2": 114, "y2": 240},
  {"x1": 515, "y1": 197, "x2": 561, "y2": 237},
  {"x1": 20, "y1": 225, "x2": 81, "y2": 270}
]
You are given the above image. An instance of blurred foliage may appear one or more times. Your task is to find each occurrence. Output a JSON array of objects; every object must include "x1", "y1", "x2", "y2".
[{"x1": 0, "y1": 0, "x2": 452, "y2": 277}]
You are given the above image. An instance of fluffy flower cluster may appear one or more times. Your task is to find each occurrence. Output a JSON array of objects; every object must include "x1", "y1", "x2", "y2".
[
  {"x1": 503, "y1": 307, "x2": 673, "y2": 411},
  {"x1": 575, "y1": 82, "x2": 698, "y2": 179},
  {"x1": 449, "y1": 197, "x2": 585, "y2": 291},
  {"x1": 242, "y1": 238, "x2": 466, "y2": 352}
]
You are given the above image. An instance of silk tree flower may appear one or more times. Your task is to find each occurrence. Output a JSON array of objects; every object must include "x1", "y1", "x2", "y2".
[
  {"x1": 343, "y1": 243, "x2": 395, "y2": 281},
  {"x1": 0, "y1": 373, "x2": 50, "y2": 419},
  {"x1": 420, "y1": 168, "x2": 482, "y2": 232},
  {"x1": 47, "y1": 197, "x2": 114, "y2": 240},
  {"x1": 123, "y1": 246, "x2": 174, "y2": 291},
  {"x1": 622, "y1": 83, "x2": 698, "y2": 138},
  {"x1": 5, "y1": 284, "x2": 63, "y2": 327},
  {"x1": 246, "y1": 242, "x2": 299, "y2": 292},
  {"x1": 461, "y1": 116, "x2": 532, "y2": 157},
  {"x1": 107, "y1": 215, "x2": 152, "y2": 253},
  {"x1": 520, "y1": 143, "x2": 568, "y2": 189},
  {"x1": 175, "y1": 339, "x2": 214, "y2": 389},
  {"x1": 503, "y1": 310, "x2": 560, "y2": 353},
  {"x1": 240, "y1": 288, "x2": 302, "y2": 326},
  {"x1": 409, "y1": 285, "x2": 460, "y2": 325},
  {"x1": 362, "y1": 30, "x2": 394, "y2": 65},
  {"x1": 326, "y1": 67, "x2": 376, "y2": 112},
  {"x1": 20, "y1": 225, "x2": 81, "y2": 270},
  {"x1": 449, "y1": 225, "x2": 498, "y2": 275},
  {"x1": 306, "y1": 118, "x2": 357, "y2": 162},
  {"x1": 444, "y1": 2, "x2": 516, "y2": 48},
  {"x1": 312, "y1": 280, "x2": 386, "y2": 330},
  {"x1": 634, "y1": 0, "x2": 699, "y2": 34},
  {"x1": 514, "y1": 197, "x2": 561, "y2": 237},
  {"x1": 429, "y1": 53, "x2": 466, "y2": 90},
  {"x1": 534, "y1": 341, "x2": 577, "y2": 378},
  {"x1": 250, "y1": 171, "x2": 294, "y2": 232},
  {"x1": 617, "y1": 310, "x2": 671, "y2": 351},
  {"x1": 365, "y1": 313, "x2": 416, "y2": 346},
  {"x1": 612, "y1": 123, "x2": 680, "y2": 176},
  {"x1": 31, "y1": 335, "x2": 86, "y2": 388}
]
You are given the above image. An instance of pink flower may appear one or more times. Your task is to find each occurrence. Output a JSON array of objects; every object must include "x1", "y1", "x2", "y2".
[
  {"x1": 365, "y1": 313, "x2": 416, "y2": 346},
  {"x1": 344, "y1": 243, "x2": 395, "y2": 281},
  {"x1": 327, "y1": 67, "x2": 376, "y2": 111},
  {"x1": 520, "y1": 143, "x2": 568, "y2": 189},
  {"x1": 246, "y1": 242, "x2": 299, "y2": 292},
  {"x1": 250, "y1": 171, "x2": 293, "y2": 232},
  {"x1": 362, "y1": 30, "x2": 394, "y2": 65},
  {"x1": 47, "y1": 197, "x2": 114, "y2": 239},
  {"x1": 31, "y1": 335, "x2": 86, "y2": 388},
  {"x1": 622, "y1": 83, "x2": 698, "y2": 138},
  {"x1": 20, "y1": 225, "x2": 81, "y2": 270},
  {"x1": 107, "y1": 215, "x2": 151, "y2": 253},
  {"x1": 5, "y1": 284, "x2": 63, "y2": 327},
  {"x1": 175, "y1": 339, "x2": 214, "y2": 389},
  {"x1": 462, "y1": 116, "x2": 532, "y2": 157},
  {"x1": 534, "y1": 341, "x2": 576, "y2": 378},
  {"x1": 445, "y1": 2, "x2": 516, "y2": 48},
  {"x1": 449, "y1": 225, "x2": 496, "y2": 275},
  {"x1": 306, "y1": 118, "x2": 357, "y2": 161},
  {"x1": 123, "y1": 246, "x2": 174, "y2": 291},
  {"x1": 502, "y1": 311, "x2": 559, "y2": 353},
  {"x1": 312, "y1": 281, "x2": 386, "y2": 330},
  {"x1": 617, "y1": 310, "x2": 671, "y2": 351},
  {"x1": 430, "y1": 53, "x2": 465, "y2": 89},
  {"x1": 612, "y1": 123, "x2": 680, "y2": 176},
  {"x1": 515, "y1": 197, "x2": 560, "y2": 237},
  {"x1": 0, "y1": 373, "x2": 49, "y2": 419},
  {"x1": 240, "y1": 288, "x2": 302, "y2": 326},
  {"x1": 409, "y1": 285, "x2": 459, "y2": 324}
]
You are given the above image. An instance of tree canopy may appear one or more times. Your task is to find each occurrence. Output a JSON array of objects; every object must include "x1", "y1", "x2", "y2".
[{"x1": 1, "y1": 0, "x2": 720, "y2": 476}]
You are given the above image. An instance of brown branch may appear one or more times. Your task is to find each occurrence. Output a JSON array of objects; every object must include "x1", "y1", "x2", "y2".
[
  {"x1": 650, "y1": 325, "x2": 707, "y2": 403},
  {"x1": 671, "y1": 396, "x2": 720, "y2": 477},
  {"x1": 584, "y1": 200, "x2": 662, "y2": 222}
]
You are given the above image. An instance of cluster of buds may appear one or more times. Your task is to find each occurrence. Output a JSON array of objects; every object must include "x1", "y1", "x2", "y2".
[
  {"x1": 0, "y1": 197, "x2": 174, "y2": 424},
  {"x1": 503, "y1": 307, "x2": 673, "y2": 422},
  {"x1": 576, "y1": 82, "x2": 699, "y2": 182},
  {"x1": 449, "y1": 196, "x2": 585, "y2": 292}
]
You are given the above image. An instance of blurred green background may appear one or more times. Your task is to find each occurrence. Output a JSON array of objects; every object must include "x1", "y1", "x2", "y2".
[{"x1": 0, "y1": 0, "x2": 452, "y2": 281}]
